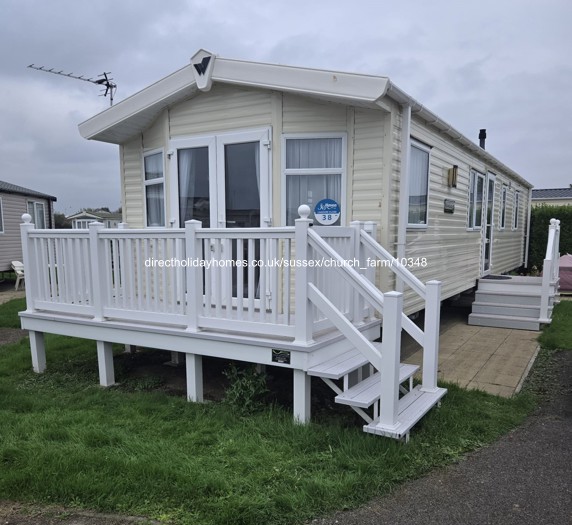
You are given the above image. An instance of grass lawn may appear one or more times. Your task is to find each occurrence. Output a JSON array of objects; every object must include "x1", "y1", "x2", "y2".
[
  {"x1": 538, "y1": 300, "x2": 572, "y2": 350},
  {"x1": 0, "y1": 297, "x2": 544, "y2": 525}
]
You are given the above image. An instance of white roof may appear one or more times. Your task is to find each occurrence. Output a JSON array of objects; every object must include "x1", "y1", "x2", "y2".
[{"x1": 79, "y1": 50, "x2": 532, "y2": 188}]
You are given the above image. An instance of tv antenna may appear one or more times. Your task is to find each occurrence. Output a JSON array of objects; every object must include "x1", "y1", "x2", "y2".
[{"x1": 27, "y1": 64, "x2": 117, "y2": 106}]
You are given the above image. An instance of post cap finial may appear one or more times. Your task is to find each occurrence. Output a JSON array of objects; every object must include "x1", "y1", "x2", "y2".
[
  {"x1": 298, "y1": 204, "x2": 311, "y2": 219},
  {"x1": 22, "y1": 213, "x2": 32, "y2": 224},
  {"x1": 550, "y1": 218, "x2": 558, "y2": 226}
]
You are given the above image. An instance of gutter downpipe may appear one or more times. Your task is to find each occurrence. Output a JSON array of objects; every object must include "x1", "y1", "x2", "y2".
[
  {"x1": 396, "y1": 103, "x2": 412, "y2": 293},
  {"x1": 524, "y1": 189, "x2": 532, "y2": 268}
]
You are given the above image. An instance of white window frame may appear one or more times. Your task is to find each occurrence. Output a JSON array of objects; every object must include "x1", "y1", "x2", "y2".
[
  {"x1": 143, "y1": 148, "x2": 166, "y2": 228},
  {"x1": 467, "y1": 169, "x2": 485, "y2": 231},
  {"x1": 281, "y1": 132, "x2": 347, "y2": 226},
  {"x1": 499, "y1": 184, "x2": 508, "y2": 230},
  {"x1": 27, "y1": 200, "x2": 46, "y2": 229},
  {"x1": 0, "y1": 197, "x2": 4, "y2": 234},
  {"x1": 407, "y1": 138, "x2": 431, "y2": 229},
  {"x1": 512, "y1": 190, "x2": 520, "y2": 230}
]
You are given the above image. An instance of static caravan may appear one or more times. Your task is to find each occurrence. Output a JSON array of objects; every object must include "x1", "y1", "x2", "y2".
[
  {"x1": 19, "y1": 51, "x2": 551, "y2": 440},
  {"x1": 0, "y1": 180, "x2": 56, "y2": 272},
  {"x1": 79, "y1": 50, "x2": 532, "y2": 310},
  {"x1": 66, "y1": 209, "x2": 122, "y2": 229}
]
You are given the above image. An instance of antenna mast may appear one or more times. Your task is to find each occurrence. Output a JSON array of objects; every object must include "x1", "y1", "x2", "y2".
[{"x1": 27, "y1": 64, "x2": 117, "y2": 106}]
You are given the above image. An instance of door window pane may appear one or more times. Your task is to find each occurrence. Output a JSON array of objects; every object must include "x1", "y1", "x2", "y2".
[
  {"x1": 178, "y1": 147, "x2": 210, "y2": 227},
  {"x1": 224, "y1": 142, "x2": 260, "y2": 228}
]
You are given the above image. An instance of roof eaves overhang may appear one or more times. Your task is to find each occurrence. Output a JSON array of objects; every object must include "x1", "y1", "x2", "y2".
[
  {"x1": 385, "y1": 82, "x2": 533, "y2": 189},
  {"x1": 79, "y1": 57, "x2": 390, "y2": 144}
]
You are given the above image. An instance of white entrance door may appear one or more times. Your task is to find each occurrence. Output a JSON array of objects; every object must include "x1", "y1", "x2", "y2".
[
  {"x1": 169, "y1": 128, "x2": 272, "y2": 305},
  {"x1": 482, "y1": 173, "x2": 496, "y2": 275},
  {"x1": 170, "y1": 128, "x2": 271, "y2": 229}
]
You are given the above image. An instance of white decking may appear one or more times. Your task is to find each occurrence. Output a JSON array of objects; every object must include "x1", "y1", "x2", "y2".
[
  {"x1": 18, "y1": 207, "x2": 445, "y2": 441},
  {"x1": 469, "y1": 219, "x2": 561, "y2": 330}
]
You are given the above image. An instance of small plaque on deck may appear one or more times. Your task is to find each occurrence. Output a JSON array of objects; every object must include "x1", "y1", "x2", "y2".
[{"x1": 272, "y1": 349, "x2": 291, "y2": 364}]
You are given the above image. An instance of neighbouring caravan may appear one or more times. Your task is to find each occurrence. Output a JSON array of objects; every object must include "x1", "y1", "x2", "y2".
[
  {"x1": 0, "y1": 180, "x2": 56, "y2": 272},
  {"x1": 79, "y1": 49, "x2": 533, "y2": 313}
]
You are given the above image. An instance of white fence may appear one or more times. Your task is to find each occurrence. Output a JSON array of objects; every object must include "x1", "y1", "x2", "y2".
[{"x1": 540, "y1": 218, "x2": 561, "y2": 322}]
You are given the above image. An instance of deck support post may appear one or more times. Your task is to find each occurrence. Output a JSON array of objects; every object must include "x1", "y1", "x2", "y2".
[
  {"x1": 379, "y1": 291, "x2": 402, "y2": 429},
  {"x1": 422, "y1": 280, "x2": 442, "y2": 393},
  {"x1": 293, "y1": 369, "x2": 311, "y2": 424},
  {"x1": 29, "y1": 330, "x2": 46, "y2": 373},
  {"x1": 166, "y1": 351, "x2": 183, "y2": 366},
  {"x1": 19, "y1": 215, "x2": 36, "y2": 313},
  {"x1": 294, "y1": 206, "x2": 314, "y2": 344},
  {"x1": 96, "y1": 341, "x2": 115, "y2": 387},
  {"x1": 186, "y1": 353, "x2": 203, "y2": 402}
]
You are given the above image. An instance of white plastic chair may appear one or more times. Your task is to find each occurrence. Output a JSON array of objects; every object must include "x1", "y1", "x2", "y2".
[{"x1": 11, "y1": 261, "x2": 25, "y2": 290}]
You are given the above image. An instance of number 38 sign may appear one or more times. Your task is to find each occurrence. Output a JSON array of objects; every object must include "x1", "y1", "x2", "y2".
[{"x1": 314, "y1": 199, "x2": 340, "y2": 226}]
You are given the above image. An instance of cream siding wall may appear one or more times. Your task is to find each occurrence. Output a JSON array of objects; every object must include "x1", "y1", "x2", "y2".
[
  {"x1": 121, "y1": 138, "x2": 144, "y2": 228},
  {"x1": 0, "y1": 193, "x2": 51, "y2": 272},
  {"x1": 169, "y1": 84, "x2": 273, "y2": 137},
  {"x1": 392, "y1": 116, "x2": 530, "y2": 313}
]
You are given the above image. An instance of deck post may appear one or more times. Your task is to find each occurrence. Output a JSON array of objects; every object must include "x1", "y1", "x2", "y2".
[
  {"x1": 539, "y1": 258, "x2": 552, "y2": 323},
  {"x1": 89, "y1": 222, "x2": 106, "y2": 321},
  {"x1": 364, "y1": 221, "x2": 377, "y2": 320},
  {"x1": 185, "y1": 353, "x2": 203, "y2": 402},
  {"x1": 20, "y1": 214, "x2": 36, "y2": 313},
  {"x1": 185, "y1": 220, "x2": 203, "y2": 332},
  {"x1": 422, "y1": 280, "x2": 442, "y2": 392},
  {"x1": 378, "y1": 291, "x2": 402, "y2": 429},
  {"x1": 293, "y1": 369, "x2": 311, "y2": 424},
  {"x1": 294, "y1": 205, "x2": 314, "y2": 344},
  {"x1": 350, "y1": 221, "x2": 365, "y2": 324},
  {"x1": 96, "y1": 341, "x2": 115, "y2": 387},
  {"x1": 29, "y1": 331, "x2": 46, "y2": 373}
]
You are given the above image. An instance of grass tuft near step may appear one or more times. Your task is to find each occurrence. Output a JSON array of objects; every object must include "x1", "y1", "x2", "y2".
[
  {"x1": 538, "y1": 300, "x2": 572, "y2": 350},
  {"x1": 0, "y1": 298, "x2": 547, "y2": 525}
]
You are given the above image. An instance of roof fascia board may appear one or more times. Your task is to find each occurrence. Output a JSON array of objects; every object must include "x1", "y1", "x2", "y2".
[
  {"x1": 385, "y1": 82, "x2": 533, "y2": 189},
  {"x1": 79, "y1": 58, "x2": 389, "y2": 142},
  {"x1": 213, "y1": 58, "x2": 389, "y2": 103},
  {"x1": 79, "y1": 65, "x2": 197, "y2": 140}
]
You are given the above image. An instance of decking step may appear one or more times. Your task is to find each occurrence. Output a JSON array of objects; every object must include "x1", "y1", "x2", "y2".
[
  {"x1": 307, "y1": 348, "x2": 370, "y2": 379},
  {"x1": 335, "y1": 364, "x2": 419, "y2": 408},
  {"x1": 363, "y1": 386, "x2": 447, "y2": 439},
  {"x1": 468, "y1": 312, "x2": 541, "y2": 331},
  {"x1": 474, "y1": 290, "x2": 557, "y2": 307},
  {"x1": 471, "y1": 302, "x2": 543, "y2": 318}
]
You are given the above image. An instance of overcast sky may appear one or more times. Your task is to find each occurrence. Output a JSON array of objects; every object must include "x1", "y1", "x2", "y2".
[{"x1": 1, "y1": 0, "x2": 571, "y2": 214}]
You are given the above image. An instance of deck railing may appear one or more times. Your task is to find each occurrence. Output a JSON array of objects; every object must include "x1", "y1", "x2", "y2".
[
  {"x1": 540, "y1": 218, "x2": 561, "y2": 323},
  {"x1": 21, "y1": 207, "x2": 442, "y2": 428}
]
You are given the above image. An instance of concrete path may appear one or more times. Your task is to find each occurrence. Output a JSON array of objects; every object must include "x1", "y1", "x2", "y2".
[
  {"x1": 403, "y1": 306, "x2": 540, "y2": 397},
  {"x1": 314, "y1": 349, "x2": 572, "y2": 525}
]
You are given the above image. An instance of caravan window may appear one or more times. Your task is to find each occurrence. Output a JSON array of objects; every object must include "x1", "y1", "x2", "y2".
[
  {"x1": 27, "y1": 201, "x2": 46, "y2": 229},
  {"x1": 284, "y1": 136, "x2": 345, "y2": 225},
  {"x1": 0, "y1": 198, "x2": 4, "y2": 233},
  {"x1": 408, "y1": 140, "x2": 430, "y2": 226},
  {"x1": 144, "y1": 151, "x2": 165, "y2": 227},
  {"x1": 513, "y1": 191, "x2": 520, "y2": 230},
  {"x1": 468, "y1": 170, "x2": 485, "y2": 229},
  {"x1": 499, "y1": 185, "x2": 508, "y2": 229}
]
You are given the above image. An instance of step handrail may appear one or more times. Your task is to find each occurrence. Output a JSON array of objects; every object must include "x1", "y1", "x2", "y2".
[
  {"x1": 359, "y1": 230, "x2": 426, "y2": 299},
  {"x1": 307, "y1": 228, "x2": 424, "y2": 346}
]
